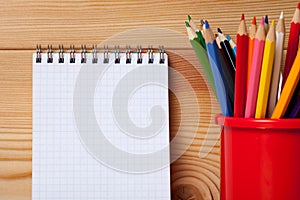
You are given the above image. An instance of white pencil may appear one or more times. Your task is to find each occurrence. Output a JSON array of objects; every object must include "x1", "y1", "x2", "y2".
[{"x1": 267, "y1": 11, "x2": 285, "y2": 117}]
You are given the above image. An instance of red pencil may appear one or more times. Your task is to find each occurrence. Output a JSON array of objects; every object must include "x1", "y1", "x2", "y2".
[
  {"x1": 282, "y1": 2, "x2": 300, "y2": 86},
  {"x1": 234, "y1": 14, "x2": 249, "y2": 117}
]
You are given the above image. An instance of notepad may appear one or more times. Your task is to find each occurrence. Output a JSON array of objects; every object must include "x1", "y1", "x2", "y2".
[{"x1": 32, "y1": 47, "x2": 170, "y2": 200}]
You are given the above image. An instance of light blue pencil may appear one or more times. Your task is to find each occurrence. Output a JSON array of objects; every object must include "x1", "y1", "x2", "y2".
[
  {"x1": 226, "y1": 34, "x2": 237, "y2": 56},
  {"x1": 205, "y1": 21, "x2": 233, "y2": 116}
]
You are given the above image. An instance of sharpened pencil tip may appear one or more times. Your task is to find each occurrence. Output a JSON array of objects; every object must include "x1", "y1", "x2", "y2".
[
  {"x1": 188, "y1": 15, "x2": 191, "y2": 21},
  {"x1": 264, "y1": 15, "x2": 269, "y2": 24},
  {"x1": 298, "y1": 2, "x2": 300, "y2": 9},
  {"x1": 200, "y1": 19, "x2": 205, "y2": 26},
  {"x1": 280, "y1": 11, "x2": 284, "y2": 19},
  {"x1": 217, "y1": 28, "x2": 222, "y2": 34},
  {"x1": 260, "y1": 17, "x2": 264, "y2": 25},
  {"x1": 241, "y1": 13, "x2": 245, "y2": 21},
  {"x1": 185, "y1": 21, "x2": 191, "y2": 27},
  {"x1": 205, "y1": 20, "x2": 210, "y2": 29},
  {"x1": 252, "y1": 16, "x2": 256, "y2": 25}
]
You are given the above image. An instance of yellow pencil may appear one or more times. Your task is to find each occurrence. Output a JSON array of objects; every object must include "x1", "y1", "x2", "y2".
[
  {"x1": 255, "y1": 20, "x2": 276, "y2": 118},
  {"x1": 271, "y1": 45, "x2": 300, "y2": 119}
]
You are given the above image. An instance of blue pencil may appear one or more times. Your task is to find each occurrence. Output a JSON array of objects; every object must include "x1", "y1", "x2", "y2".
[
  {"x1": 264, "y1": 15, "x2": 269, "y2": 33},
  {"x1": 204, "y1": 21, "x2": 233, "y2": 116}
]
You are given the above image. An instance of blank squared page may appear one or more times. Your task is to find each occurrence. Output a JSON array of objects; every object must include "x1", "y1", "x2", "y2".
[{"x1": 32, "y1": 52, "x2": 170, "y2": 200}]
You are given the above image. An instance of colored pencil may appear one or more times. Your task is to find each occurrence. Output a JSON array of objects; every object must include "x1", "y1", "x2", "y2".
[
  {"x1": 282, "y1": 3, "x2": 300, "y2": 86},
  {"x1": 200, "y1": 19, "x2": 205, "y2": 35},
  {"x1": 272, "y1": 46, "x2": 300, "y2": 119},
  {"x1": 226, "y1": 34, "x2": 237, "y2": 56},
  {"x1": 245, "y1": 17, "x2": 265, "y2": 118},
  {"x1": 255, "y1": 20, "x2": 276, "y2": 118},
  {"x1": 215, "y1": 32, "x2": 235, "y2": 103},
  {"x1": 185, "y1": 21, "x2": 201, "y2": 44},
  {"x1": 267, "y1": 11, "x2": 285, "y2": 117},
  {"x1": 218, "y1": 28, "x2": 236, "y2": 73},
  {"x1": 185, "y1": 21, "x2": 217, "y2": 96},
  {"x1": 264, "y1": 15, "x2": 269, "y2": 34},
  {"x1": 205, "y1": 21, "x2": 233, "y2": 116},
  {"x1": 201, "y1": 19, "x2": 206, "y2": 38},
  {"x1": 188, "y1": 15, "x2": 206, "y2": 50},
  {"x1": 286, "y1": 84, "x2": 300, "y2": 118},
  {"x1": 247, "y1": 16, "x2": 257, "y2": 91},
  {"x1": 216, "y1": 38, "x2": 235, "y2": 106},
  {"x1": 289, "y1": 95, "x2": 300, "y2": 118},
  {"x1": 216, "y1": 34, "x2": 222, "y2": 49},
  {"x1": 282, "y1": 4, "x2": 300, "y2": 117},
  {"x1": 234, "y1": 14, "x2": 248, "y2": 117},
  {"x1": 184, "y1": 4, "x2": 300, "y2": 119},
  {"x1": 217, "y1": 30, "x2": 235, "y2": 104}
]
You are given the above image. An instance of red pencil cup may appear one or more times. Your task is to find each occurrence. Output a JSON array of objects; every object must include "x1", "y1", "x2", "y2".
[{"x1": 215, "y1": 115, "x2": 300, "y2": 200}]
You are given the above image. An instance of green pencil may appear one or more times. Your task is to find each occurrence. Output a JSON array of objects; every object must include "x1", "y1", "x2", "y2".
[
  {"x1": 188, "y1": 15, "x2": 206, "y2": 50},
  {"x1": 185, "y1": 22, "x2": 217, "y2": 96}
]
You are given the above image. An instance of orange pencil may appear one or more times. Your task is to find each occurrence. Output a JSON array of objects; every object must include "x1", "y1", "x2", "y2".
[
  {"x1": 282, "y1": 2, "x2": 300, "y2": 86},
  {"x1": 234, "y1": 14, "x2": 248, "y2": 117},
  {"x1": 272, "y1": 45, "x2": 300, "y2": 119},
  {"x1": 247, "y1": 16, "x2": 257, "y2": 91}
]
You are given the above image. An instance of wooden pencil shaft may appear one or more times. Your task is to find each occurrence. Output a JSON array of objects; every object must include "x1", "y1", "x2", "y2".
[{"x1": 249, "y1": 24, "x2": 257, "y2": 39}]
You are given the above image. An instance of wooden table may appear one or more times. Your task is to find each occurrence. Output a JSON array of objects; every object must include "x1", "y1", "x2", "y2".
[{"x1": 0, "y1": 1, "x2": 295, "y2": 199}]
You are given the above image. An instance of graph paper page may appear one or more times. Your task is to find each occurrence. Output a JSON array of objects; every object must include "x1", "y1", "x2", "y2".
[{"x1": 32, "y1": 52, "x2": 170, "y2": 200}]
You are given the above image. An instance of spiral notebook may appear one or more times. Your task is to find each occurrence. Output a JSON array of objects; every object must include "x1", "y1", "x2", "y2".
[{"x1": 32, "y1": 45, "x2": 170, "y2": 200}]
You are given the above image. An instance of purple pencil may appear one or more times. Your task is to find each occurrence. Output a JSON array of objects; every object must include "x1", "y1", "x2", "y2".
[{"x1": 289, "y1": 96, "x2": 300, "y2": 118}]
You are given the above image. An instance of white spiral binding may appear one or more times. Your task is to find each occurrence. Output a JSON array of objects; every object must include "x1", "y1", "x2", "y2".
[{"x1": 35, "y1": 45, "x2": 165, "y2": 64}]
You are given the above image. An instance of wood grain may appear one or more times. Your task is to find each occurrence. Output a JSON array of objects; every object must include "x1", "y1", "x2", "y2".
[
  {"x1": 0, "y1": 1, "x2": 296, "y2": 199},
  {"x1": 0, "y1": 0, "x2": 296, "y2": 49}
]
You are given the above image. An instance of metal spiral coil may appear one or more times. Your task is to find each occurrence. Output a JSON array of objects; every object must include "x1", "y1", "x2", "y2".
[{"x1": 35, "y1": 45, "x2": 165, "y2": 64}]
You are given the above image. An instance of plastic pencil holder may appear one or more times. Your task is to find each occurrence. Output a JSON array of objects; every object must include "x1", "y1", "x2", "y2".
[{"x1": 215, "y1": 115, "x2": 300, "y2": 200}]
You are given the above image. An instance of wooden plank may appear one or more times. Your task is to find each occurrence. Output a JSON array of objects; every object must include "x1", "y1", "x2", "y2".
[
  {"x1": 0, "y1": 0, "x2": 296, "y2": 49},
  {"x1": 0, "y1": 1, "x2": 297, "y2": 199}
]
